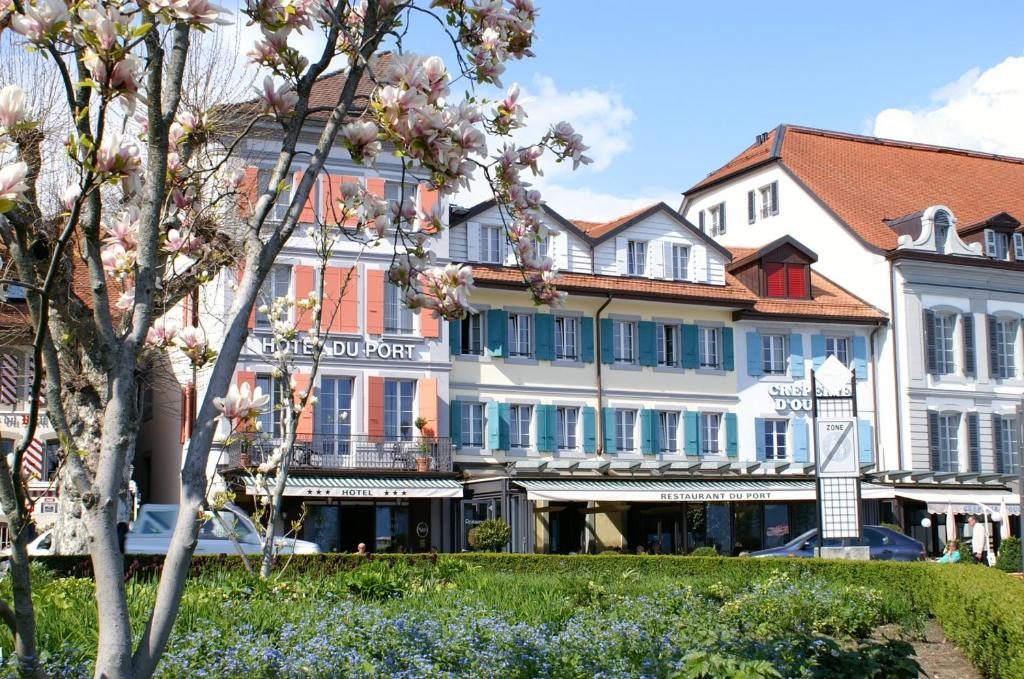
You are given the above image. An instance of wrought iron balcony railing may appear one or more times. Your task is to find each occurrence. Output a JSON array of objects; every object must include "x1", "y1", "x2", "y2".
[{"x1": 223, "y1": 434, "x2": 453, "y2": 473}]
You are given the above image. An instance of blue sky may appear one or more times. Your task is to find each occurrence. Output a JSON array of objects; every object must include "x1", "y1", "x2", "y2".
[{"x1": 401, "y1": 2, "x2": 1024, "y2": 219}]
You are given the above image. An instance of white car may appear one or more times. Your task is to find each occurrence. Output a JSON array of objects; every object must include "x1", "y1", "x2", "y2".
[{"x1": 125, "y1": 504, "x2": 320, "y2": 555}]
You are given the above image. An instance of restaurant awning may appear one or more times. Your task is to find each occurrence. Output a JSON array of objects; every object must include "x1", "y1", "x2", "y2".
[
  {"x1": 514, "y1": 479, "x2": 816, "y2": 503},
  {"x1": 245, "y1": 476, "x2": 463, "y2": 499},
  {"x1": 893, "y1": 487, "x2": 1020, "y2": 515}
]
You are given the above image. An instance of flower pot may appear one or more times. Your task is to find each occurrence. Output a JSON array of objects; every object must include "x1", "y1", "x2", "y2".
[
  {"x1": 415, "y1": 456, "x2": 431, "y2": 472},
  {"x1": 239, "y1": 452, "x2": 252, "y2": 468}
]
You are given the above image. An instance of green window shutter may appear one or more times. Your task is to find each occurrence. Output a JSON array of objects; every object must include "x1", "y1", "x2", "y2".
[
  {"x1": 486, "y1": 309, "x2": 508, "y2": 357},
  {"x1": 640, "y1": 409, "x2": 655, "y2": 454},
  {"x1": 599, "y1": 318, "x2": 614, "y2": 365},
  {"x1": 792, "y1": 418, "x2": 809, "y2": 463},
  {"x1": 580, "y1": 317, "x2": 595, "y2": 363},
  {"x1": 638, "y1": 321, "x2": 657, "y2": 367},
  {"x1": 602, "y1": 407, "x2": 617, "y2": 453},
  {"x1": 498, "y1": 403, "x2": 511, "y2": 451},
  {"x1": 449, "y1": 319, "x2": 462, "y2": 355},
  {"x1": 536, "y1": 405, "x2": 555, "y2": 453},
  {"x1": 535, "y1": 314, "x2": 555, "y2": 361},
  {"x1": 684, "y1": 411, "x2": 700, "y2": 455},
  {"x1": 857, "y1": 419, "x2": 873, "y2": 465},
  {"x1": 852, "y1": 336, "x2": 868, "y2": 380},
  {"x1": 486, "y1": 401, "x2": 501, "y2": 450},
  {"x1": 546, "y1": 405, "x2": 558, "y2": 452},
  {"x1": 682, "y1": 324, "x2": 699, "y2": 369},
  {"x1": 789, "y1": 334, "x2": 805, "y2": 378},
  {"x1": 754, "y1": 418, "x2": 766, "y2": 460},
  {"x1": 651, "y1": 411, "x2": 662, "y2": 454},
  {"x1": 722, "y1": 328, "x2": 735, "y2": 371},
  {"x1": 746, "y1": 331, "x2": 763, "y2": 376},
  {"x1": 450, "y1": 399, "x2": 462, "y2": 447},
  {"x1": 582, "y1": 406, "x2": 597, "y2": 453},
  {"x1": 725, "y1": 413, "x2": 738, "y2": 457}
]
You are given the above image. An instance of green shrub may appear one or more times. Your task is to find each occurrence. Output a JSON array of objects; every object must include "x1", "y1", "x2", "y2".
[
  {"x1": 466, "y1": 519, "x2": 511, "y2": 552},
  {"x1": 996, "y1": 536, "x2": 1022, "y2": 573},
  {"x1": 958, "y1": 540, "x2": 974, "y2": 563},
  {"x1": 690, "y1": 546, "x2": 718, "y2": 557}
]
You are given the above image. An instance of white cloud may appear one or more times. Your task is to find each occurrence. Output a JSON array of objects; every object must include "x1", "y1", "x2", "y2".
[{"x1": 871, "y1": 54, "x2": 1024, "y2": 156}]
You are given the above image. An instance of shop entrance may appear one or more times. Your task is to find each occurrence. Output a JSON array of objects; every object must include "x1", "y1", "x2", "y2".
[
  {"x1": 304, "y1": 502, "x2": 420, "y2": 553},
  {"x1": 627, "y1": 506, "x2": 682, "y2": 554},
  {"x1": 548, "y1": 504, "x2": 585, "y2": 554}
]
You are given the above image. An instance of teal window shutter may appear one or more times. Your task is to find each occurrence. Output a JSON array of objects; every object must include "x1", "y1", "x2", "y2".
[
  {"x1": 640, "y1": 409, "x2": 655, "y2": 454},
  {"x1": 852, "y1": 336, "x2": 868, "y2": 380},
  {"x1": 487, "y1": 309, "x2": 508, "y2": 357},
  {"x1": 599, "y1": 318, "x2": 614, "y2": 365},
  {"x1": 602, "y1": 407, "x2": 616, "y2": 453},
  {"x1": 449, "y1": 319, "x2": 462, "y2": 355},
  {"x1": 450, "y1": 400, "x2": 462, "y2": 447},
  {"x1": 684, "y1": 411, "x2": 700, "y2": 455},
  {"x1": 682, "y1": 324, "x2": 699, "y2": 369},
  {"x1": 651, "y1": 411, "x2": 662, "y2": 453},
  {"x1": 580, "y1": 317, "x2": 595, "y2": 363},
  {"x1": 535, "y1": 314, "x2": 555, "y2": 361},
  {"x1": 792, "y1": 418, "x2": 809, "y2": 463},
  {"x1": 535, "y1": 405, "x2": 552, "y2": 452},
  {"x1": 582, "y1": 406, "x2": 597, "y2": 453},
  {"x1": 497, "y1": 403, "x2": 511, "y2": 450},
  {"x1": 638, "y1": 321, "x2": 657, "y2": 367},
  {"x1": 811, "y1": 334, "x2": 826, "y2": 370},
  {"x1": 725, "y1": 413, "x2": 738, "y2": 457},
  {"x1": 754, "y1": 418, "x2": 766, "y2": 460},
  {"x1": 789, "y1": 334, "x2": 805, "y2": 378},
  {"x1": 547, "y1": 405, "x2": 558, "y2": 452},
  {"x1": 858, "y1": 419, "x2": 874, "y2": 465},
  {"x1": 746, "y1": 331, "x2": 763, "y2": 376},
  {"x1": 722, "y1": 328, "x2": 735, "y2": 371},
  {"x1": 486, "y1": 401, "x2": 501, "y2": 450}
]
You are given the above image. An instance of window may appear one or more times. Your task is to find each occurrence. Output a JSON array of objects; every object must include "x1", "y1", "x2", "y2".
[
  {"x1": 461, "y1": 313, "x2": 483, "y2": 355},
  {"x1": 384, "y1": 380, "x2": 415, "y2": 440},
  {"x1": 657, "y1": 323, "x2": 679, "y2": 367},
  {"x1": 317, "y1": 377, "x2": 353, "y2": 454},
  {"x1": 556, "y1": 407, "x2": 578, "y2": 450},
  {"x1": 759, "y1": 182, "x2": 778, "y2": 218},
  {"x1": 698, "y1": 326, "x2": 721, "y2": 369},
  {"x1": 659, "y1": 411, "x2": 678, "y2": 453},
  {"x1": 708, "y1": 202, "x2": 725, "y2": 235},
  {"x1": 255, "y1": 375, "x2": 282, "y2": 437},
  {"x1": 825, "y1": 336, "x2": 850, "y2": 366},
  {"x1": 670, "y1": 245, "x2": 690, "y2": 280},
  {"x1": 998, "y1": 416, "x2": 1019, "y2": 475},
  {"x1": 935, "y1": 413, "x2": 959, "y2": 472},
  {"x1": 613, "y1": 321, "x2": 636, "y2": 364},
  {"x1": 256, "y1": 265, "x2": 291, "y2": 327},
  {"x1": 764, "y1": 419, "x2": 788, "y2": 460},
  {"x1": 764, "y1": 262, "x2": 808, "y2": 298},
  {"x1": 257, "y1": 168, "x2": 290, "y2": 221},
  {"x1": 934, "y1": 211, "x2": 951, "y2": 254},
  {"x1": 762, "y1": 334, "x2": 787, "y2": 375},
  {"x1": 507, "y1": 313, "x2": 533, "y2": 357},
  {"x1": 384, "y1": 281, "x2": 415, "y2": 334},
  {"x1": 461, "y1": 402, "x2": 484, "y2": 447},
  {"x1": 934, "y1": 313, "x2": 956, "y2": 375},
  {"x1": 539, "y1": 235, "x2": 551, "y2": 259},
  {"x1": 510, "y1": 405, "x2": 532, "y2": 448},
  {"x1": 615, "y1": 409, "x2": 636, "y2": 452},
  {"x1": 554, "y1": 316, "x2": 578, "y2": 360},
  {"x1": 985, "y1": 230, "x2": 1010, "y2": 261},
  {"x1": 627, "y1": 240, "x2": 647, "y2": 276},
  {"x1": 993, "y1": 318, "x2": 1018, "y2": 378},
  {"x1": 384, "y1": 181, "x2": 417, "y2": 207},
  {"x1": 701, "y1": 412, "x2": 721, "y2": 454},
  {"x1": 481, "y1": 226, "x2": 502, "y2": 263}
]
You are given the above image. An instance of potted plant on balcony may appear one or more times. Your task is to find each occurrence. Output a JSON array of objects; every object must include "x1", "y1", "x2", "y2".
[{"x1": 413, "y1": 417, "x2": 433, "y2": 472}]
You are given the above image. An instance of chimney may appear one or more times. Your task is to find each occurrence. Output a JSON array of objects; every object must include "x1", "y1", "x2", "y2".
[{"x1": 755, "y1": 131, "x2": 770, "y2": 145}]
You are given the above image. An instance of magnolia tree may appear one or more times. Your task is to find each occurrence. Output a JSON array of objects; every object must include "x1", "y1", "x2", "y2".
[{"x1": 0, "y1": 0, "x2": 589, "y2": 677}]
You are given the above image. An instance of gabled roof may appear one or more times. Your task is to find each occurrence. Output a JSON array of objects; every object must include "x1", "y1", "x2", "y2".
[
  {"x1": 448, "y1": 199, "x2": 594, "y2": 243},
  {"x1": 726, "y1": 235, "x2": 818, "y2": 272},
  {"x1": 685, "y1": 124, "x2": 1024, "y2": 251},
  {"x1": 738, "y1": 269, "x2": 888, "y2": 323}
]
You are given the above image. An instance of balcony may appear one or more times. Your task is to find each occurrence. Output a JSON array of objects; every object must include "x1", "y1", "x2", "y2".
[{"x1": 223, "y1": 434, "x2": 453, "y2": 473}]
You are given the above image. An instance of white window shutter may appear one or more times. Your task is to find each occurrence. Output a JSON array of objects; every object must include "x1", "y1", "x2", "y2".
[
  {"x1": 649, "y1": 240, "x2": 664, "y2": 279},
  {"x1": 468, "y1": 222, "x2": 481, "y2": 262},
  {"x1": 615, "y1": 237, "x2": 628, "y2": 275},
  {"x1": 1014, "y1": 233, "x2": 1024, "y2": 261},
  {"x1": 503, "y1": 229, "x2": 514, "y2": 265},
  {"x1": 693, "y1": 244, "x2": 707, "y2": 283},
  {"x1": 557, "y1": 234, "x2": 570, "y2": 270},
  {"x1": 663, "y1": 242, "x2": 673, "y2": 279},
  {"x1": 984, "y1": 229, "x2": 997, "y2": 258}
]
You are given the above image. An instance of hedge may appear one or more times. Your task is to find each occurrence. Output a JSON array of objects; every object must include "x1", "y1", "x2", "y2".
[{"x1": 28, "y1": 553, "x2": 1024, "y2": 678}]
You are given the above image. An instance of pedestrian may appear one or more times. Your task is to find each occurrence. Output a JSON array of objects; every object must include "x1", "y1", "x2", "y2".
[
  {"x1": 357, "y1": 542, "x2": 368, "y2": 555},
  {"x1": 936, "y1": 539, "x2": 961, "y2": 564},
  {"x1": 968, "y1": 515, "x2": 988, "y2": 564}
]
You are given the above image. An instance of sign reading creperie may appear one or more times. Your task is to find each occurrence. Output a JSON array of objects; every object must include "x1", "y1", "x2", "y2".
[{"x1": 257, "y1": 336, "x2": 417, "y2": 360}]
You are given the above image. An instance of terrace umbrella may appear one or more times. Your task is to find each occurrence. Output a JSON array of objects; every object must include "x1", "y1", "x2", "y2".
[
  {"x1": 1000, "y1": 499, "x2": 1012, "y2": 540},
  {"x1": 946, "y1": 504, "x2": 958, "y2": 543}
]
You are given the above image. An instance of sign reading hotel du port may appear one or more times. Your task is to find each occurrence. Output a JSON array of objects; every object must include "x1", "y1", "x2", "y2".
[{"x1": 256, "y1": 335, "x2": 418, "y2": 360}]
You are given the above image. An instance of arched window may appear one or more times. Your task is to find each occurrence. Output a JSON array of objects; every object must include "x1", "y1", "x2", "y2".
[{"x1": 934, "y1": 210, "x2": 951, "y2": 254}]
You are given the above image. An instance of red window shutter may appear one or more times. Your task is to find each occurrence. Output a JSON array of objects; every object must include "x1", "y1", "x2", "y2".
[
  {"x1": 365, "y1": 269, "x2": 385, "y2": 335},
  {"x1": 418, "y1": 377, "x2": 438, "y2": 437},
  {"x1": 238, "y1": 167, "x2": 259, "y2": 217},
  {"x1": 367, "y1": 376, "x2": 385, "y2": 438},
  {"x1": 293, "y1": 265, "x2": 316, "y2": 331},
  {"x1": 417, "y1": 182, "x2": 440, "y2": 232},
  {"x1": 236, "y1": 371, "x2": 256, "y2": 395},
  {"x1": 179, "y1": 383, "x2": 196, "y2": 444},
  {"x1": 765, "y1": 262, "x2": 786, "y2": 297},
  {"x1": 365, "y1": 177, "x2": 386, "y2": 198},
  {"x1": 322, "y1": 175, "x2": 362, "y2": 226},
  {"x1": 293, "y1": 373, "x2": 314, "y2": 438},
  {"x1": 294, "y1": 171, "x2": 318, "y2": 224},
  {"x1": 787, "y1": 264, "x2": 808, "y2": 298},
  {"x1": 338, "y1": 266, "x2": 360, "y2": 334}
]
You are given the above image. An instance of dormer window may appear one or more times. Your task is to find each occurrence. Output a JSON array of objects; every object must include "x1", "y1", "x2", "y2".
[
  {"x1": 934, "y1": 210, "x2": 951, "y2": 254},
  {"x1": 481, "y1": 225, "x2": 502, "y2": 263},
  {"x1": 984, "y1": 229, "x2": 1011, "y2": 261},
  {"x1": 627, "y1": 240, "x2": 647, "y2": 276},
  {"x1": 764, "y1": 261, "x2": 809, "y2": 299}
]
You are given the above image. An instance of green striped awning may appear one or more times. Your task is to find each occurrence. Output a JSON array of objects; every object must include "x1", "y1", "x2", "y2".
[
  {"x1": 514, "y1": 479, "x2": 815, "y2": 502},
  {"x1": 246, "y1": 476, "x2": 463, "y2": 499}
]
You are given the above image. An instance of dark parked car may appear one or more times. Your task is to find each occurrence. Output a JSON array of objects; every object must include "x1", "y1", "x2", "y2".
[{"x1": 749, "y1": 525, "x2": 926, "y2": 561}]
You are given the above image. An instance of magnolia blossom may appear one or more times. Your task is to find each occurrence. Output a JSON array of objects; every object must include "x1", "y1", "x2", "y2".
[
  {"x1": 61, "y1": 183, "x2": 81, "y2": 211},
  {"x1": 176, "y1": 326, "x2": 213, "y2": 366},
  {"x1": 95, "y1": 132, "x2": 141, "y2": 176},
  {"x1": 164, "y1": 228, "x2": 201, "y2": 255},
  {"x1": 101, "y1": 243, "x2": 136, "y2": 278},
  {"x1": 218, "y1": 167, "x2": 246, "y2": 190},
  {"x1": 115, "y1": 288, "x2": 135, "y2": 310},
  {"x1": 181, "y1": 0, "x2": 230, "y2": 25},
  {"x1": 340, "y1": 121, "x2": 381, "y2": 162},
  {"x1": 255, "y1": 76, "x2": 297, "y2": 117},
  {"x1": 102, "y1": 208, "x2": 140, "y2": 250},
  {"x1": 9, "y1": 0, "x2": 68, "y2": 43},
  {"x1": 0, "y1": 85, "x2": 26, "y2": 130},
  {"x1": 214, "y1": 382, "x2": 270, "y2": 422},
  {"x1": 146, "y1": 318, "x2": 179, "y2": 348},
  {"x1": 0, "y1": 162, "x2": 29, "y2": 208}
]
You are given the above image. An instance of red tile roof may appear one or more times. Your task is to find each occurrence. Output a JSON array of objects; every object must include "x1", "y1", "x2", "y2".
[
  {"x1": 747, "y1": 271, "x2": 887, "y2": 321},
  {"x1": 687, "y1": 125, "x2": 1024, "y2": 251},
  {"x1": 571, "y1": 204, "x2": 659, "y2": 239}
]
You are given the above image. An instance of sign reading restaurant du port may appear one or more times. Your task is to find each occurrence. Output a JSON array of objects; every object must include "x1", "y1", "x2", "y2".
[{"x1": 255, "y1": 335, "x2": 418, "y2": 360}]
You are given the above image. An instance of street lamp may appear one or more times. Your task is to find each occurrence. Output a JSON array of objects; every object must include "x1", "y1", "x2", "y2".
[{"x1": 921, "y1": 517, "x2": 932, "y2": 528}]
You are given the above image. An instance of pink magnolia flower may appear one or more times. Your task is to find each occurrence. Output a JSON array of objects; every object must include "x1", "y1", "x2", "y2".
[
  {"x1": 146, "y1": 317, "x2": 179, "y2": 348},
  {"x1": 115, "y1": 288, "x2": 135, "y2": 310},
  {"x1": 61, "y1": 183, "x2": 81, "y2": 211},
  {"x1": 96, "y1": 132, "x2": 141, "y2": 175},
  {"x1": 0, "y1": 85, "x2": 26, "y2": 129},
  {"x1": 102, "y1": 208, "x2": 140, "y2": 250},
  {"x1": 176, "y1": 325, "x2": 213, "y2": 365},
  {"x1": 219, "y1": 167, "x2": 246, "y2": 190},
  {"x1": 340, "y1": 121, "x2": 381, "y2": 162},
  {"x1": 0, "y1": 162, "x2": 29, "y2": 209},
  {"x1": 214, "y1": 382, "x2": 270, "y2": 421},
  {"x1": 101, "y1": 243, "x2": 136, "y2": 278},
  {"x1": 164, "y1": 227, "x2": 201, "y2": 255},
  {"x1": 182, "y1": 0, "x2": 230, "y2": 24},
  {"x1": 255, "y1": 76, "x2": 297, "y2": 117},
  {"x1": 10, "y1": 0, "x2": 68, "y2": 43}
]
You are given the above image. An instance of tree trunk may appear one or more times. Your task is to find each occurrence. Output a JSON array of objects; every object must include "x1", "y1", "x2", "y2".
[
  {"x1": 52, "y1": 471, "x2": 91, "y2": 555},
  {"x1": 89, "y1": 508, "x2": 134, "y2": 679},
  {"x1": 7, "y1": 525, "x2": 42, "y2": 678}
]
